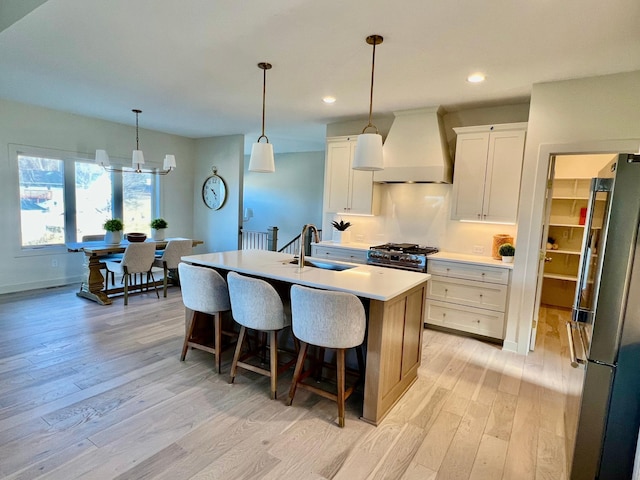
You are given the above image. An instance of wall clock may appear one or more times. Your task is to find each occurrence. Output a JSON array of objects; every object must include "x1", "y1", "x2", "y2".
[{"x1": 202, "y1": 166, "x2": 227, "y2": 210}]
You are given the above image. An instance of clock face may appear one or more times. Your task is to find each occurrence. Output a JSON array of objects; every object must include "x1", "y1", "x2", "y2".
[{"x1": 202, "y1": 174, "x2": 227, "y2": 210}]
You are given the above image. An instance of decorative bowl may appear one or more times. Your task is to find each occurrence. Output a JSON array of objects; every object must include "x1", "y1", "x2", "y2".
[{"x1": 126, "y1": 233, "x2": 147, "y2": 242}]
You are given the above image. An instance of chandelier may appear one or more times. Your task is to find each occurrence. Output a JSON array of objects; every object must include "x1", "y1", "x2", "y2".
[{"x1": 95, "y1": 109, "x2": 176, "y2": 175}]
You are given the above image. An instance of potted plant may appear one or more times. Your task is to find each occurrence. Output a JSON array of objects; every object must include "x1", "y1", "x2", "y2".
[
  {"x1": 331, "y1": 219, "x2": 352, "y2": 244},
  {"x1": 103, "y1": 218, "x2": 124, "y2": 245},
  {"x1": 499, "y1": 243, "x2": 515, "y2": 263},
  {"x1": 150, "y1": 218, "x2": 168, "y2": 241}
]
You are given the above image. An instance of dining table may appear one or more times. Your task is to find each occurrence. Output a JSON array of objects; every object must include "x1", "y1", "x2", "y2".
[{"x1": 67, "y1": 238, "x2": 203, "y2": 305}]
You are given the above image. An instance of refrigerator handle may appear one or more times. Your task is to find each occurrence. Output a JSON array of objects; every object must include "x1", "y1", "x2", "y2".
[
  {"x1": 566, "y1": 321, "x2": 586, "y2": 368},
  {"x1": 571, "y1": 177, "x2": 613, "y2": 324}
]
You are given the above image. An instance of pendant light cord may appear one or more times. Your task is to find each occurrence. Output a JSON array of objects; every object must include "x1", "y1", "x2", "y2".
[
  {"x1": 367, "y1": 41, "x2": 376, "y2": 129},
  {"x1": 133, "y1": 108, "x2": 141, "y2": 150},
  {"x1": 257, "y1": 62, "x2": 272, "y2": 143},
  {"x1": 362, "y1": 35, "x2": 382, "y2": 134}
]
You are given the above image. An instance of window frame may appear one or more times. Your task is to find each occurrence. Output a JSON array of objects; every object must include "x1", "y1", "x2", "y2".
[{"x1": 11, "y1": 144, "x2": 160, "y2": 256}]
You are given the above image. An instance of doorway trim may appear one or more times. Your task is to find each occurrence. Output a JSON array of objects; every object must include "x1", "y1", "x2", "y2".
[{"x1": 506, "y1": 139, "x2": 640, "y2": 355}]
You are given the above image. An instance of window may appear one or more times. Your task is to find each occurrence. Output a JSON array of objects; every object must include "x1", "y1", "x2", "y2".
[
  {"x1": 18, "y1": 156, "x2": 65, "y2": 246},
  {"x1": 16, "y1": 148, "x2": 158, "y2": 248},
  {"x1": 75, "y1": 161, "x2": 113, "y2": 241}
]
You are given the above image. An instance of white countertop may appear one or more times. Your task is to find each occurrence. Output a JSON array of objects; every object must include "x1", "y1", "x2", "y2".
[
  {"x1": 181, "y1": 250, "x2": 430, "y2": 301},
  {"x1": 429, "y1": 251, "x2": 514, "y2": 269}
]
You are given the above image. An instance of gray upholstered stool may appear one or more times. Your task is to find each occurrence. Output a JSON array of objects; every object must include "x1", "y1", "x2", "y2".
[
  {"x1": 177, "y1": 263, "x2": 231, "y2": 373},
  {"x1": 287, "y1": 284, "x2": 366, "y2": 427},
  {"x1": 227, "y1": 272, "x2": 295, "y2": 399}
]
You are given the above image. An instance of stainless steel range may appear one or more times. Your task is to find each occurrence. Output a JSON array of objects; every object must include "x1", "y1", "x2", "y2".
[{"x1": 366, "y1": 243, "x2": 438, "y2": 272}]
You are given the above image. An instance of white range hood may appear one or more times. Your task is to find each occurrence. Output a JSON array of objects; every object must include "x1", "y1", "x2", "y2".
[{"x1": 373, "y1": 106, "x2": 453, "y2": 184}]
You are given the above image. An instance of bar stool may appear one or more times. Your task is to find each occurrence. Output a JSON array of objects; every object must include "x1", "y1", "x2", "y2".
[
  {"x1": 227, "y1": 272, "x2": 295, "y2": 399},
  {"x1": 177, "y1": 263, "x2": 231, "y2": 373},
  {"x1": 287, "y1": 284, "x2": 366, "y2": 427}
]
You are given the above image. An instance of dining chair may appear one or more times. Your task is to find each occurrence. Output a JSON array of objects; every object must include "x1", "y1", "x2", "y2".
[
  {"x1": 104, "y1": 242, "x2": 159, "y2": 305},
  {"x1": 287, "y1": 284, "x2": 366, "y2": 427},
  {"x1": 152, "y1": 239, "x2": 193, "y2": 297},
  {"x1": 177, "y1": 263, "x2": 231, "y2": 373},
  {"x1": 226, "y1": 271, "x2": 295, "y2": 399}
]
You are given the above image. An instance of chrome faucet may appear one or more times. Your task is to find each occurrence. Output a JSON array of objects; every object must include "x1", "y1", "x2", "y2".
[{"x1": 298, "y1": 224, "x2": 320, "y2": 271}]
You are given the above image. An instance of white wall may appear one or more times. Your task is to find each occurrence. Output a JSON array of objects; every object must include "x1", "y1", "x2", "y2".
[
  {"x1": 243, "y1": 151, "x2": 324, "y2": 246},
  {"x1": 193, "y1": 135, "x2": 244, "y2": 253},
  {"x1": 0, "y1": 99, "x2": 195, "y2": 294},
  {"x1": 508, "y1": 70, "x2": 640, "y2": 354}
]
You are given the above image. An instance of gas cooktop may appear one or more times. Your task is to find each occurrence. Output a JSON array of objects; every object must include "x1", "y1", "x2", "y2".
[{"x1": 367, "y1": 243, "x2": 439, "y2": 272}]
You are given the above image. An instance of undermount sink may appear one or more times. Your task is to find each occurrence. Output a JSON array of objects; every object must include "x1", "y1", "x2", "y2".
[{"x1": 289, "y1": 259, "x2": 355, "y2": 271}]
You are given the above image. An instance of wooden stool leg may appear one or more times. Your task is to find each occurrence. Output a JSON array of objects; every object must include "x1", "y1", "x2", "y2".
[
  {"x1": 230, "y1": 326, "x2": 246, "y2": 383},
  {"x1": 214, "y1": 312, "x2": 222, "y2": 374},
  {"x1": 287, "y1": 341, "x2": 308, "y2": 406},
  {"x1": 337, "y1": 348, "x2": 346, "y2": 428},
  {"x1": 315, "y1": 347, "x2": 325, "y2": 381},
  {"x1": 270, "y1": 330, "x2": 278, "y2": 399},
  {"x1": 181, "y1": 310, "x2": 197, "y2": 361}
]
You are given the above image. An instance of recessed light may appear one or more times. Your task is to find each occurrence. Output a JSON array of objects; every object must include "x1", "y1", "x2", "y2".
[
  {"x1": 322, "y1": 96, "x2": 336, "y2": 104},
  {"x1": 467, "y1": 73, "x2": 486, "y2": 83}
]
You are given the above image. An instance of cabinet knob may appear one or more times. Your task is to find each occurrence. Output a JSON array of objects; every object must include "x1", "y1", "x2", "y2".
[
  {"x1": 479, "y1": 294, "x2": 483, "y2": 298},
  {"x1": 476, "y1": 319, "x2": 481, "y2": 323}
]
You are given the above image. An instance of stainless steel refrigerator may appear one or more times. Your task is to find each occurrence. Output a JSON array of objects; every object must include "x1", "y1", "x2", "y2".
[{"x1": 567, "y1": 153, "x2": 640, "y2": 479}]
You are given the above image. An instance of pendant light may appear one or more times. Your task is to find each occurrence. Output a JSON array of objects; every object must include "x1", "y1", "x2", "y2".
[
  {"x1": 248, "y1": 62, "x2": 276, "y2": 173},
  {"x1": 96, "y1": 109, "x2": 176, "y2": 175},
  {"x1": 353, "y1": 34, "x2": 384, "y2": 171}
]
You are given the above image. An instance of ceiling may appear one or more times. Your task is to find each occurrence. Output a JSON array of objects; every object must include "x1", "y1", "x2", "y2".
[{"x1": 1, "y1": 0, "x2": 639, "y2": 153}]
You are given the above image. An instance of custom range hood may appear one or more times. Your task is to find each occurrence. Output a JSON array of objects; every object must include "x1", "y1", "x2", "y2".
[{"x1": 373, "y1": 106, "x2": 453, "y2": 184}]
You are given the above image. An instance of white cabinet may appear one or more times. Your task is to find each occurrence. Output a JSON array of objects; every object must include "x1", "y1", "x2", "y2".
[
  {"x1": 451, "y1": 123, "x2": 527, "y2": 223},
  {"x1": 425, "y1": 259, "x2": 511, "y2": 339},
  {"x1": 324, "y1": 136, "x2": 378, "y2": 215},
  {"x1": 311, "y1": 244, "x2": 368, "y2": 264}
]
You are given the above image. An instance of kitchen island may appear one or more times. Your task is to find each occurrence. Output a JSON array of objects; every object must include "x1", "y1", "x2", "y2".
[{"x1": 181, "y1": 249, "x2": 430, "y2": 425}]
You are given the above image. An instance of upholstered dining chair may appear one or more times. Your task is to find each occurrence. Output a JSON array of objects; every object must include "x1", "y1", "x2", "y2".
[
  {"x1": 152, "y1": 239, "x2": 193, "y2": 297},
  {"x1": 287, "y1": 284, "x2": 366, "y2": 427},
  {"x1": 177, "y1": 263, "x2": 231, "y2": 373},
  {"x1": 226, "y1": 271, "x2": 295, "y2": 399},
  {"x1": 104, "y1": 242, "x2": 159, "y2": 305}
]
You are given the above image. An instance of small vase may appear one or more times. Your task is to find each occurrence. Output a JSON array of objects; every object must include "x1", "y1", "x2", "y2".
[
  {"x1": 105, "y1": 231, "x2": 122, "y2": 245},
  {"x1": 332, "y1": 230, "x2": 351, "y2": 244},
  {"x1": 152, "y1": 228, "x2": 166, "y2": 241},
  {"x1": 501, "y1": 256, "x2": 514, "y2": 263}
]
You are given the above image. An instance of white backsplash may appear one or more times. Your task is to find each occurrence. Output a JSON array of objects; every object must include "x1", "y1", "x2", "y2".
[{"x1": 325, "y1": 183, "x2": 517, "y2": 255}]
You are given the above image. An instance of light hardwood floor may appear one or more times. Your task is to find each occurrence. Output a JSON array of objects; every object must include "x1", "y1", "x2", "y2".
[{"x1": 0, "y1": 285, "x2": 576, "y2": 479}]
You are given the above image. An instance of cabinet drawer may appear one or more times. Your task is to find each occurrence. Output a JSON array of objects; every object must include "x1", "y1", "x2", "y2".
[
  {"x1": 427, "y1": 260, "x2": 509, "y2": 284},
  {"x1": 427, "y1": 275, "x2": 507, "y2": 312},
  {"x1": 425, "y1": 299, "x2": 505, "y2": 339},
  {"x1": 311, "y1": 246, "x2": 367, "y2": 264}
]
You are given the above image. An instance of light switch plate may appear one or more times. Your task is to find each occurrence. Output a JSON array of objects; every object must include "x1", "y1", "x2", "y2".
[{"x1": 473, "y1": 245, "x2": 485, "y2": 254}]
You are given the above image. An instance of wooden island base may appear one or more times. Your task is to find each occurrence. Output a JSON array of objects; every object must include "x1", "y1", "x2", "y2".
[{"x1": 362, "y1": 283, "x2": 425, "y2": 425}]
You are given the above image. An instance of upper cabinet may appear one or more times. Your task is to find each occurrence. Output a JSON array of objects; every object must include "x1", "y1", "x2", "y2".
[
  {"x1": 324, "y1": 136, "x2": 378, "y2": 215},
  {"x1": 451, "y1": 123, "x2": 527, "y2": 223}
]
